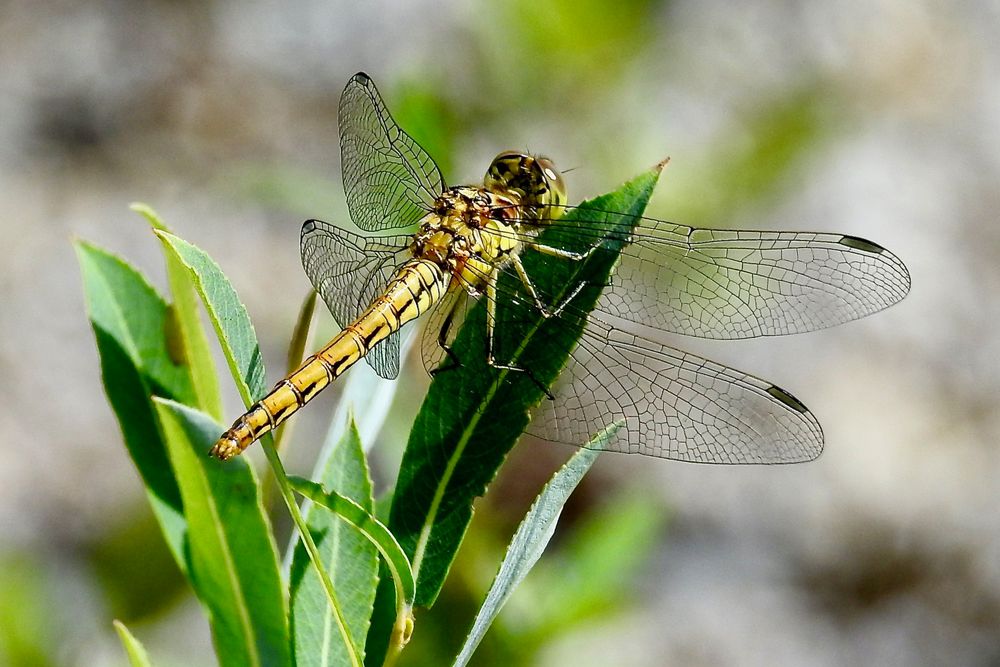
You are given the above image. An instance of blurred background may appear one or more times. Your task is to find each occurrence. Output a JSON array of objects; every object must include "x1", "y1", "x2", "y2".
[{"x1": 2, "y1": 0, "x2": 998, "y2": 665}]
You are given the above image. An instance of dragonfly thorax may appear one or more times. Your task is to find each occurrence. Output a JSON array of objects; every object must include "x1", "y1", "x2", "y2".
[{"x1": 412, "y1": 186, "x2": 524, "y2": 288}]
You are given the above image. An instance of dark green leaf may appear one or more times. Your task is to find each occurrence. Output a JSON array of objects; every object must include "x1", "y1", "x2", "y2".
[
  {"x1": 75, "y1": 240, "x2": 190, "y2": 572},
  {"x1": 388, "y1": 167, "x2": 663, "y2": 606}
]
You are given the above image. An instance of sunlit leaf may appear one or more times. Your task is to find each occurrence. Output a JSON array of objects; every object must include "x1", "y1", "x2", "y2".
[
  {"x1": 153, "y1": 399, "x2": 290, "y2": 667},
  {"x1": 289, "y1": 418, "x2": 379, "y2": 666},
  {"x1": 155, "y1": 231, "x2": 266, "y2": 404},
  {"x1": 452, "y1": 423, "x2": 619, "y2": 667}
]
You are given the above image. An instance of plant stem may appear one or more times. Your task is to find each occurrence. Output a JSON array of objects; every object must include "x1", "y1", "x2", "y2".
[{"x1": 261, "y1": 436, "x2": 363, "y2": 667}]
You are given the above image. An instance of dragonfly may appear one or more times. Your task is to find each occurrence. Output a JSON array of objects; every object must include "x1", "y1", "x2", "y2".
[{"x1": 211, "y1": 72, "x2": 910, "y2": 463}]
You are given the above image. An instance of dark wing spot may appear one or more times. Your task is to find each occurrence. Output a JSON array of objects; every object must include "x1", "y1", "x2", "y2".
[
  {"x1": 838, "y1": 235, "x2": 886, "y2": 254},
  {"x1": 766, "y1": 385, "x2": 810, "y2": 414}
]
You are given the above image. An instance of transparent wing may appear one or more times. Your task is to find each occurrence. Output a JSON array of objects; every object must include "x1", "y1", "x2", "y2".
[
  {"x1": 300, "y1": 219, "x2": 412, "y2": 379},
  {"x1": 530, "y1": 319, "x2": 824, "y2": 464},
  {"x1": 448, "y1": 260, "x2": 823, "y2": 464},
  {"x1": 339, "y1": 72, "x2": 445, "y2": 232},
  {"x1": 499, "y1": 205, "x2": 911, "y2": 339},
  {"x1": 419, "y1": 284, "x2": 473, "y2": 376}
]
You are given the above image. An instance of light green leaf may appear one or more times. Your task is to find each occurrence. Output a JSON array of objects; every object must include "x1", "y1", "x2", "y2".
[
  {"x1": 129, "y1": 202, "x2": 169, "y2": 232},
  {"x1": 289, "y1": 417, "x2": 379, "y2": 666},
  {"x1": 75, "y1": 240, "x2": 189, "y2": 573},
  {"x1": 452, "y1": 423, "x2": 618, "y2": 667},
  {"x1": 153, "y1": 399, "x2": 290, "y2": 667},
  {"x1": 288, "y1": 477, "x2": 415, "y2": 611},
  {"x1": 131, "y1": 204, "x2": 224, "y2": 421},
  {"x1": 155, "y1": 231, "x2": 266, "y2": 404},
  {"x1": 526, "y1": 491, "x2": 666, "y2": 634},
  {"x1": 113, "y1": 621, "x2": 155, "y2": 667}
]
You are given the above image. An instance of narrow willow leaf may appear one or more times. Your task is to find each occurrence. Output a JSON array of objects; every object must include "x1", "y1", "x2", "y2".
[
  {"x1": 153, "y1": 399, "x2": 290, "y2": 667},
  {"x1": 288, "y1": 477, "x2": 415, "y2": 609},
  {"x1": 130, "y1": 205, "x2": 224, "y2": 420},
  {"x1": 525, "y1": 490, "x2": 666, "y2": 636},
  {"x1": 113, "y1": 621, "x2": 154, "y2": 667},
  {"x1": 129, "y1": 202, "x2": 169, "y2": 232},
  {"x1": 388, "y1": 167, "x2": 662, "y2": 606},
  {"x1": 158, "y1": 230, "x2": 361, "y2": 665},
  {"x1": 452, "y1": 423, "x2": 618, "y2": 667},
  {"x1": 289, "y1": 418, "x2": 379, "y2": 666},
  {"x1": 271, "y1": 290, "x2": 318, "y2": 455},
  {"x1": 75, "y1": 240, "x2": 189, "y2": 573},
  {"x1": 155, "y1": 231, "x2": 266, "y2": 403},
  {"x1": 285, "y1": 289, "x2": 318, "y2": 379}
]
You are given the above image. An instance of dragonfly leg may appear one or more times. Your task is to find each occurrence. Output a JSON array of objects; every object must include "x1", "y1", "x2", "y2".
[
  {"x1": 428, "y1": 298, "x2": 464, "y2": 376},
  {"x1": 527, "y1": 241, "x2": 597, "y2": 262},
  {"x1": 485, "y1": 268, "x2": 555, "y2": 400},
  {"x1": 510, "y1": 254, "x2": 589, "y2": 319}
]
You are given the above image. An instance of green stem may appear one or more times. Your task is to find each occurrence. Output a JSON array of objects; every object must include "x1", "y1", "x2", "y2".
[
  {"x1": 261, "y1": 437, "x2": 362, "y2": 667},
  {"x1": 286, "y1": 477, "x2": 416, "y2": 664}
]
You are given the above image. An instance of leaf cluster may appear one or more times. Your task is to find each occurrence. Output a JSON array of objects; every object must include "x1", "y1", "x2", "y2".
[{"x1": 77, "y1": 169, "x2": 661, "y2": 666}]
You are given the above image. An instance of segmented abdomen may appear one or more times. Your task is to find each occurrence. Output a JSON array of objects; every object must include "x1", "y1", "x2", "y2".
[{"x1": 211, "y1": 259, "x2": 449, "y2": 459}]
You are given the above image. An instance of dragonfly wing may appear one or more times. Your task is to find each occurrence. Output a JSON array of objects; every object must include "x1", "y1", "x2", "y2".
[
  {"x1": 601, "y1": 220, "x2": 911, "y2": 338},
  {"x1": 339, "y1": 72, "x2": 445, "y2": 233},
  {"x1": 419, "y1": 284, "x2": 473, "y2": 376},
  {"x1": 300, "y1": 219, "x2": 413, "y2": 379},
  {"x1": 509, "y1": 207, "x2": 910, "y2": 339},
  {"x1": 528, "y1": 317, "x2": 824, "y2": 464}
]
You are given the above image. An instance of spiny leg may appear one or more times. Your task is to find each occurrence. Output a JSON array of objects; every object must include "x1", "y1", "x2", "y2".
[
  {"x1": 510, "y1": 252, "x2": 590, "y2": 319},
  {"x1": 428, "y1": 295, "x2": 464, "y2": 377},
  {"x1": 485, "y1": 267, "x2": 555, "y2": 400}
]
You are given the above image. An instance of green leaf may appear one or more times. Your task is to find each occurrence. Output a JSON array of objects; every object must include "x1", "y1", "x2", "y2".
[
  {"x1": 288, "y1": 478, "x2": 415, "y2": 611},
  {"x1": 113, "y1": 621, "x2": 155, "y2": 667},
  {"x1": 289, "y1": 417, "x2": 379, "y2": 666},
  {"x1": 388, "y1": 166, "x2": 662, "y2": 606},
  {"x1": 129, "y1": 202, "x2": 170, "y2": 232},
  {"x1": 75, "y1": 240, "x2": 190, "y2": 573},
  {"x1": 452, "y1": 423, "x2": 618, "y2": 667},
  {"x1": 153, "y1": 399, "x2": 290, "y2": 667},
  {"x1": 527, "y1": 490, "x2": 666, "y2": 637},
  {"x1": 155, "y1": 229, "x2": 363, "y2": 666},
  {"x1": 134, "y1": 204, "x2": 224, "y2": 421},
  {"x1": 155, "y1": 231, "x2": 266, "y2": 404}
]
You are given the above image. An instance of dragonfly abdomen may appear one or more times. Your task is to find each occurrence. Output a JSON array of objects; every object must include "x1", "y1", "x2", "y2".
[{"x1": 210, "y1": 259, "x2": 449, "y2": 460}]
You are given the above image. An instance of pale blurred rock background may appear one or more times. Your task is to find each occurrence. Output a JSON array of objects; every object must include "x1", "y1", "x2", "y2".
[{"x1": 1, "y1": 1, "x2": 998, "y2": 665}]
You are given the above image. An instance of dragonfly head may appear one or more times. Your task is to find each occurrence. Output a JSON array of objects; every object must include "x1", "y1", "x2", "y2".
[{"x1": 484, "y1": 151, "x2": 566, "y2": 221}]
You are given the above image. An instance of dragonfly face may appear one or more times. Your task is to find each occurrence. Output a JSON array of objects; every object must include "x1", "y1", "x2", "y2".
[
  {"x1": 485, "y1": 151, "x2": 567, "y2": 223},
  {"x1": 211, "y1": 71, "x2": 910, "y2": 463}
]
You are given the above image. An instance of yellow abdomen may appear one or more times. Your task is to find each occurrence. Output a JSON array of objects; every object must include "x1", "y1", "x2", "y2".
[{"x1": 211, "y1": 259, "x2": 448, "y2": 460}]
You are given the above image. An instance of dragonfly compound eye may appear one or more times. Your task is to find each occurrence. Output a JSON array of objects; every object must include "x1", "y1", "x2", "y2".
[
  {"x1": 484, "y1": 150, "x2": 528, "y2": 193},
  {"x1": 535, "y1": 156, "x2": 566, "y2": 215},
  {"x1": 484, "y1": 151, "x2": 566, "y2": 220}
]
